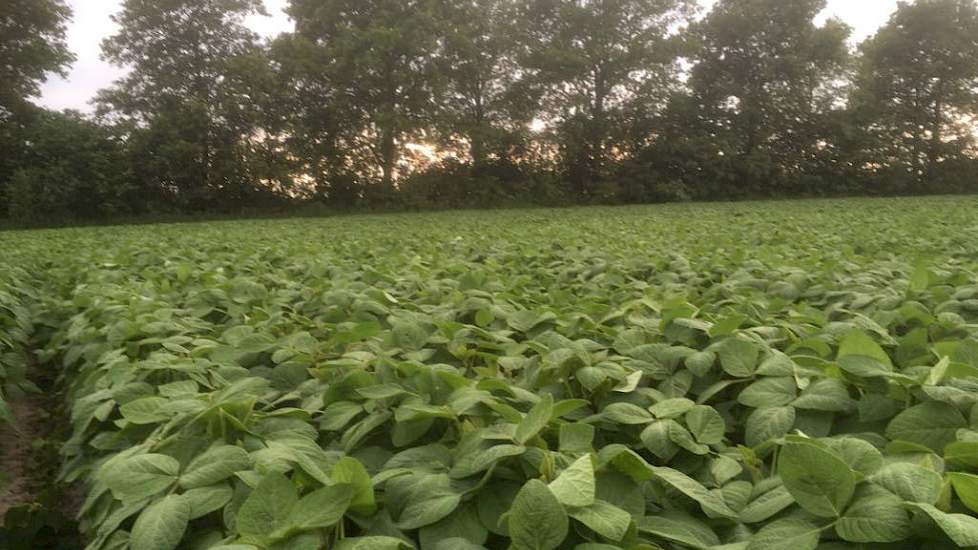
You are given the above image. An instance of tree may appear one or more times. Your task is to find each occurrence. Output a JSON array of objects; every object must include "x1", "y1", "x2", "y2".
[
  {"x1": 852, "y1": 0, "x2": 978, "y2": 193},
  {"x1": 0, "y1": 0, "x2": 74, "y2": 214},
  {"x1": 515, "y1": 0, "x2": 694, "y2": 200},
  {"x1": 98, "y1": 0, "x2": 274, "y2": 210},
  {"x1": 285, "y1": 0, "x2": 443, "y2": 200},
  {"x1": 6, "y1": 110, "x2": 131, "y2": 223},
  {"x1": 436, "y1": 0, "x2": 536, "y2": 173},
  {"x1": 678, "y1": 0, "x2": 851, "y2": 196}
]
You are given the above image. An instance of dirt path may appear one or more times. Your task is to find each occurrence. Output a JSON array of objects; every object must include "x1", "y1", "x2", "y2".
[{"x1": 0, "y1": 396, "x2": 45, "y2": 518}]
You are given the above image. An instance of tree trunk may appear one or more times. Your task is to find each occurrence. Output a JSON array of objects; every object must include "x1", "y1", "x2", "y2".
[
  {"x1": 926, "y1": 78, "x2": 945, "y2": 185},
  {"x1": 381, "y1": 126, "x2": 396, "y2": 191}
]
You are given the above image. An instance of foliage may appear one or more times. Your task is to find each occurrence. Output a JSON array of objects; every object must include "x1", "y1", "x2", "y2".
[
  {"x1": 0, "y1": 0, "x2": 74, "y2": 214},
  {"x1": 96, "y1": 0, "x2": 280, "y2": 211},
  {"x1": 3, "y1": 198, "x2": 978, "y2": 548},
  {"x1": 852, "y1": 0, "x2": 978, "y2": 194},
  {"x1": 5, "y1": 110, "x2": 133, "y2": 223},
  {"x1": 667, "y1": 0, "x2": 852, "y2": 196}
]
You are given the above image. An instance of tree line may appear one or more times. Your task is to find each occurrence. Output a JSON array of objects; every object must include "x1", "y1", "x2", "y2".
[{"x1": 3, "y1": 0, "x2": 978, "y2": 224}]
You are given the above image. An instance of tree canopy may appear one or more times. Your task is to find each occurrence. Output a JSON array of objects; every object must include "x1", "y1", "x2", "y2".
[{"x1": 2, "y1": 0, "x2": 978, "y2": 224}]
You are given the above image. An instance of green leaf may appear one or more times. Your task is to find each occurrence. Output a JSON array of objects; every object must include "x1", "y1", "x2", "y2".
[
  {"x1": 235, "y1": 472, "x2": 297, "y2": 538},
  {"x1": 516, "y1": 394, "x2": 553, "y2": 444},
  {"x1": 949, "y1": 472, "x2": 978, "y2": 514},
  {"x1": 119, "y1": 397, "x2": 170, "y2": 424},
  {"x1": 333, "y1": 537, "x2": 414, "y2": 550},
  {"x1": 637, "y1": 512, "x2": 720, "y2": 548},
  {"x1": 835, "y1": 489, "x2": 910, "y2": 543},
  {"x1": 685, "y1": 405, "x2": 725, "y2": 445},
  {"x1": 945, "y1": 441, "x2": 978, "y2": 468},
  {"x1": 548, "y1": 455, "x2": 595, "y2": 508},
  {"x1": 885, "y1": 401, "x2": 967, "y2": 451},
  {"x1": 823, "y1": 437, "x2": 883, "y2": 476},
  {"x1": 837, "y1": 331, "x2": 892, "y2": 367},
  {"x1": 508, "y1": 479, "x2": 568, "y2": 550},
  {"x1": 602, "y1": 402, "x2": 654, "y2": 425},
  {"x1": 332, "y1": 457, "x2": 377, "y2": 515},
  {"x1": 559, "y1": 423, "x2": 595, "y2": 453},
  {"x1": 649, "y1": 398, "x2": 695, "y2": 418},
  {"x1": 183, "y1": 484, "x2": 233, "y2": 520},
  {"x1": 641, "y1": 420, "x2": 679, "y2": 461},
  {"x1": 909, "y1": 503, "x2": 978, "y2": 546},
  {"x1": 419, "y1": 505, "x2": 488, "y2": 550},
  {"x1": 652, "y1": 466, "x2": 737, "y2": 518},
  {"x1": 738, "y1": 377, "x2": 797, "y2": 408},
  {"x1": 179, "y1": 445, "x2": 251, "y2": 490},
  {"x1": 130, "y1": 495, "x2": 191, "y2": 550},
  {"x1": 288, "y1": 483, "x2": 355, "y2": 530},
  {"x1": 746, "y1": 518, "x2": 821, "y2": 550},
  {"x1": 716, "y1": 338, "x2": 759, "y2": 378},
  {"x1": 102, "y1": 453, "x2": 181, "y2": 502},
  {"x1": 393, "y1": 473, "x2": 462, "y2": 530},
  {"x1": 569, "y1": 500, "x2": 631, "y2": 542},
  {"x1": 777, "y1": 440, "x2": 855, "y2": 517},
  {"x1": 451, "y1": 444, "x2": 525, "y2": 479},
  {"x1": 868, "y1": 462, "x2": 942, "y2": 504},
  {"x1": 745, "y1": 406, "x2": 795, "y2": 447},
  {"x1": 792, "y1": 379, "x2": 853, "y2": 412},
  {"x1": 738, "y1": 484, "x2": 795, "y2": 524}
]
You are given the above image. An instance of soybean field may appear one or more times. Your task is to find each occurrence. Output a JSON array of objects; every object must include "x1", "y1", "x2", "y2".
[{"x1": 2, "y1": 197, "x2": 978, "y2": 550}]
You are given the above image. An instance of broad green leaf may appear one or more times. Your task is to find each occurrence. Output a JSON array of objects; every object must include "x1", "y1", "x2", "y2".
[
  {"x1": 738, "y1": 377, "x2": 797, "y2": 408},
  {"x1": 392, "y1": 473, "x2": 462, "y2": 530},
  {"x1": 602, "y1": 402, "x2": 654, "y2": 425},
  {"x1": 333, "y1": 537, "x2": 414, "y2": 550},
  {"x1": 183, "y1": 484, "x2": 233, "y2": 520},
  {"x1": 837, "y1": 331, "x2": 892, "y2": 367},
  {"x1": 637, "y1": 512, "x2": 720, "y2": 547},
  {"x1": 949, "y1": 472, "x2": 978, "y2": 514},
  {"x1": 549, "y1": 455, "x2": 595, "y2": 508},
  {"x1": 559, "y1": 423, "x2": 595, "y2": 453},
  {"x1": 747, "y1": 518, "x2": 821, "y2": 550},
  {"x1": 823, "y1": 437, "x2": 883, "y2": 476},
  {"x1": 508, "y1": 479, "x2": 568, "y2": 550},
  {"x1": 945, "y1": 441, "x2": 978, "y2": 468},
  {"x1": 179, "y1": 445, "x2": 251, "y2": 490},
  {"x1": 835, "y1": 489, "x2": 910, "y2": 543},
  {"x1": 235, "y1": 472, "x2": 297, "y2": 538},
  {"x1": 649, "y1": 398, "x2": 696, "y2": 418},
  {"x1": 569, "y1": 500, "x2": 631, "y2": 542},
  {"x1": 792, "y1": 379, "x2": 853, "y2": 412},
  {"x1": 685, "y1": 405, "x2": 725, "y2": 445},
  {"x1": 738, "y1": 484, "x2": 795, "y2": 524},
  {"x1": 745, "y1": 406, "x2": 795, "y2": 447},
  {"x1": 778, "y1": 440, "x2": 855, "y2": 517},
  {"x1": 716, "y1": 338, "x2": 759, "y2": 378},
  {"x1": 869, "y1": 462, "x2": 942, "y2": 504},
  {"x1": 130, "y1": 495, "x2": 191, "y2": 550},
  {"x1": 102, "y1": 453, "x2": 181, "y2": 502},
  {"x1": 332, "y1": 457, "x2": 377, "y2": 515},
  {"x1": 419, "y1": 505, "x2": 488, "y2": 550},
  {"x1": 288, "y1": 483, "x2": 355, "y2": 530},
  {"x1": 516, "y1": 394, "x2": 553, "y2": 444},
  {"x1": 652, "y1": 467, "x2": 736, "y2": 518},
  {"x1": 885, "y1": 401, "x2": 967, "y2": 451},
  {"x1": 909, "y1": 503, "x2": 978, "y2": 546}
]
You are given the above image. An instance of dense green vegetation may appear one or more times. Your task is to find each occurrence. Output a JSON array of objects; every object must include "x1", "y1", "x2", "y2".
[
  {"x1": 4, "y1": 0, "x2": 978, "y2": 224},
  {"x1": 2, "y1": 197, "x2": 978, "y2": 549}
]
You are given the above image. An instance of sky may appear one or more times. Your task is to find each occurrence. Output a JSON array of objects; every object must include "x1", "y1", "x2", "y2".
[{"x1": 37, "y1": 0, "x2": 900, "y2": 113}]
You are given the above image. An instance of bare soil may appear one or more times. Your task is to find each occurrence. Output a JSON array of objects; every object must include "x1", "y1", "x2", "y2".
[{"x1": 0, "y1": 397, "x2": 45, "y2": 518}]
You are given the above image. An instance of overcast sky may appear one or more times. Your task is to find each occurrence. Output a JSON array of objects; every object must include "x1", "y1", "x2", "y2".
[{"x1": 37, "y1": 0, "x2": 900, "y2": 113}]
